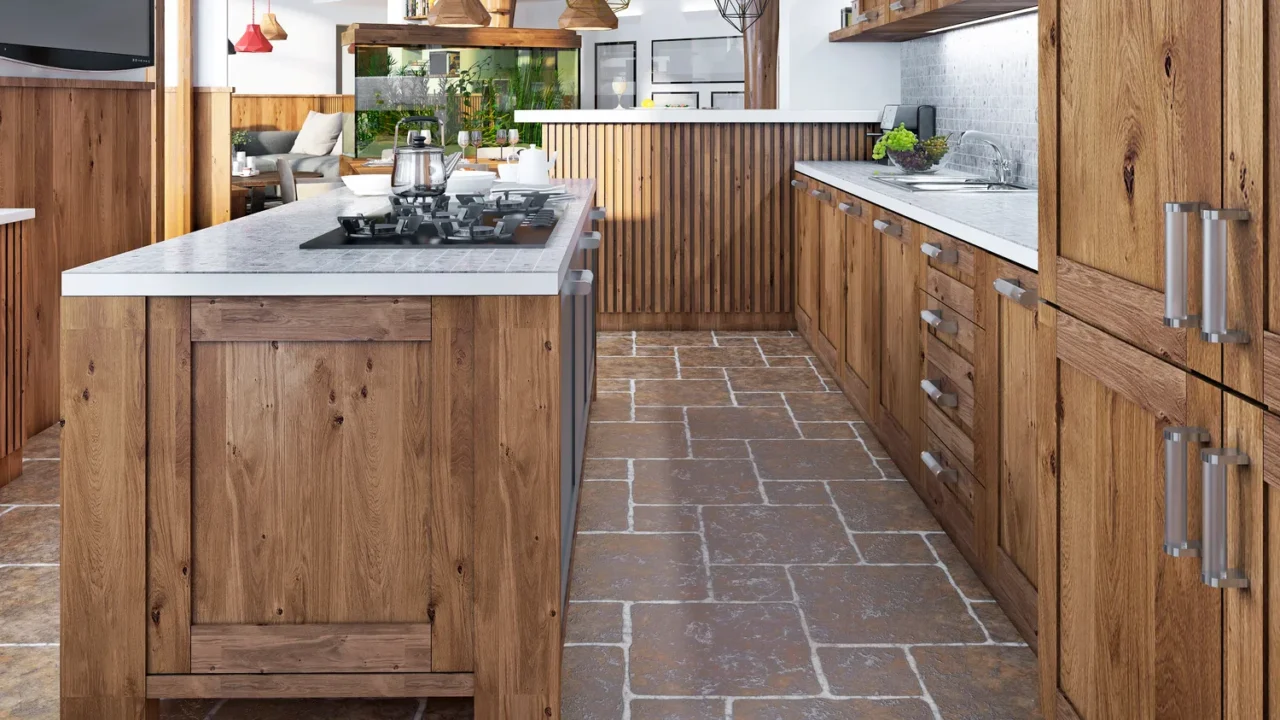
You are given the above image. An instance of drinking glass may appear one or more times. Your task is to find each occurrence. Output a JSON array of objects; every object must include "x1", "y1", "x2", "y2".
[
  {"x1": 496, "y1": 129, "x2": 509, "y2": 159},
  {"x1": 470, "y1": 130, "x2": 483, "y2": 161},
  {"x1": 508, "y1": 128, "x2": 520, "y2": 161},
  {"x1": 457, "y1": 130, "x2": 470, "y2": 159}
]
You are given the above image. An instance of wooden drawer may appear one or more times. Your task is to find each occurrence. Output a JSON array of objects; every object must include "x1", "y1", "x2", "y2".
[
  {"x1": 921, "y1": 429, "x2": 981, "y2": 517},
  {"x1": 922, "y1": 333, "x2": 975, "y2": 435},
  {"x1": 872, "y1": 208, "x2": 917, "y2": 255},
  {"x1": 924, "y1": 266, "x2": 977, "y2": 325},
  {"x1": 919, "y1": 228, "x2": 977, "y2": 287},
  {"x1": 924, "y1": 399, "x2": 974, "y2": 474},
  {"x1": 920, "y1": 290, "x2": 978, "y2": 364},
  {"x1": 919, "y1": 429, "x2": 981, "y2": 555}
]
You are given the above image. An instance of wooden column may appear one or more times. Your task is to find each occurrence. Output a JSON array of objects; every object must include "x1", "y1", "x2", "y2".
[
  {"x1": 150, "y1": 0, "x2": 165, "y2": 244},
  {"x1": 743, "y1": 1, "x2": 779, "y2": 109},
  {"x1": 0, "y1": 221, "x2": 24, "y2": 487},
  {"x1": 483, "y1": 0, "x2": 517, "y2": 27},
  {"x1": 166, "y1": 0, "x2": 194, "y2": 239}
]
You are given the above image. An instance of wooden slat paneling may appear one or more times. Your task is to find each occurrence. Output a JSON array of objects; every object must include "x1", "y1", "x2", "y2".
[
  {"x1": 190, "y1": 624, "x2": 432, "y2": 674},
  {"x1": 544, "y1": 122, "x2": 876, "y2": 329},
  {"x1": 146, "y1": 672, "x2": 474, "y2": 699},
  {"x1": 0, "y1": 86, "x2": 153, "y2": 437},
  {"x1": 231, "y1": 94, "x2": 352, "y2": 131},
  {"x1": 190, "y1": 297, "x2": 433, "y2": 342},
  {"x1": 0, "y1": 222, "x2": 24, "y2": 485}
]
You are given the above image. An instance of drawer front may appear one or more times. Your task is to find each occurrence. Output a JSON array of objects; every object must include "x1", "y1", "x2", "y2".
[
  {"x1": 924, "y1": 267, "x2": 977, "y2": 324},
  {"x1": 919, "y1": 228, "x2": 977, "y2": 286},
  {"x1": 924, "y1": 332, "x2": 974, "y2": 398},
  {"x1": 872, "y1": 207, "x2": 917, "y2": 250},
  {"x1": 920, "y1": 291, "x2": 978, "y2": 364},
  {"x1": 924, "y1": 400, "x2": 974, "y2": 473},
  {"x1": 922, "y1": 359, "x2": 975, "y2": 435},
  {"x1": 921, "y1": 429, "x2": 981, "y2": 516}
]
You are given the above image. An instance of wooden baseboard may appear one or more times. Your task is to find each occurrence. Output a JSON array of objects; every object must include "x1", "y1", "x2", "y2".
[
  {"x1": 597, "y1": 313, "x2": 796, "y2": 332},
  {"x1": 146, "y1": 673, "x2": 474, "y2": 699},
  {"x1": 0, "y1": 451, "x2": 21, "y2": 489}
]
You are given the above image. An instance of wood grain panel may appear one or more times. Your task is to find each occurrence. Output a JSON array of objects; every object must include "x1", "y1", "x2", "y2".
[
  {"x1": 1055, "y1": 311, "x2": 1186, "y2": 423},
  {"x1": 831, "y1": 0, "x2": 1037, "y2": 42},
  {"x1": 1223, "y1": 394, "x2": 1264, "y2": 719},
  {"x1": 164, "y1": 88, "x2": 232, "y2": 235},
  {"x1": 343, "y1": 23, "x2": 581, "y2": 49},
  {"x1": 0, "y1": 85, "x2": 153, "y2": 437},
  {"x1": 996, "y1": 278, "x2": 1037, "y2": 590},
  {"x1": 231, "y1": 94, "x2": 351, "y2": 131},
  {"x1": 878, "y1": 209, "x2": 923, "y2": 478},
  {"x1": 0, "y1": 222, "x2": 24, "y2": 485},
  {"x1": 925, "y1": 267, "x2": 976, "y2": 325},
  {"x1": 147, "y1": 672, "x2": 474, "y2": 699},
  {"x1": 472, "y1": 295, "x2": 561, "y2": 720},
  {"x1": 146, "y1": 297, "x2": 193, "y2": 673},
  {"x1": 191, "y1": 297, "x2": 433, "y2": 342},
  {"x1": 428, "y1": 297, "x2": 476, "y2": 672},
  {"x1": 1055, "y1": 257, "x2": 1189, "y2": 369},
  {"x1": 842, "y1": 193, "x2": 879, "y2": 419},
  {"x1": 190, "y1": 624, "x2": 431, "y2": 674},
  {"x1": 60, "y1": 297, "x2": 148, "y2": 710},
  {"x1": 191, "y1": 341, "x2": 432, "y2": 625},
  {"x1": 544, "y1": 122, "x2": 875, "y2": 329}
]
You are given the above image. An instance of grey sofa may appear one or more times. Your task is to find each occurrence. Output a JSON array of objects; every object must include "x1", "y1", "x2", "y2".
[{"x1": 242, "y1": 130, "x2": 341, "y2": 179}]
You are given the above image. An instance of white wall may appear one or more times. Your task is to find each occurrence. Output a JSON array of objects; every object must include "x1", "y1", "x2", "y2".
[
  {"x1": 226, "y1": 0, "x2": 385, "y2": 93},
  {"x1": 778, "y1": 0, "x2": 900, "y2": 110}
]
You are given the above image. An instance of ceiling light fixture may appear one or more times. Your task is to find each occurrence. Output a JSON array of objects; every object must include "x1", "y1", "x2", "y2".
[
  {"x1": 261, "y1": 0, "x2": 288, "y2": 40},
  {"x1": 560, "y1": 0, "x2": 620, "y2": 31},
  {"x1": 713, "y1": 0, "x2": 771, "y2": 33},
  {"x1": 427, "y1": 0, "x2": 492, "y2": 27},
  {"x1": 234, "y1": 0, "x2": 274, "y2": 53}
]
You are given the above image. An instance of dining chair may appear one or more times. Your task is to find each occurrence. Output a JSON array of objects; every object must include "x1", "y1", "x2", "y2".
[{"x1": 278, "y1": 162, "x2": 299, "y2": 204}]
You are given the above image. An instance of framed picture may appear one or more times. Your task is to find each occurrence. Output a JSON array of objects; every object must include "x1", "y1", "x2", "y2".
[
  {"x1": 651, "y1": 91, "x2": 700, "y2": 109},
  {"x1": 652, "y1": 36, "x2": 744, "y2": 84},
  {"x1": 596, "y1": 41, "x2": 637, "y2": 109},
  {"x1": 711, "y1": 91, "x2": 746, "y2": 110},
  {"x1": 428, "y1": 50, "x2": 461, "y2": 78}
]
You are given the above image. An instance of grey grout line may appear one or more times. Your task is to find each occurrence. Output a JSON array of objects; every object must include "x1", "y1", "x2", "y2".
[
  {"x1": 922, "y1": 533, "x2": 996, "y2": 643},
  {"x1": 904, "y1": 646, "x2": 946, "y2": 720},
  {"x1": 626, "y1": 459, "x2": 636, "y2": 532},
  {"x1": 204, "y1": 699, "x2": 228, "y2": 720},
  {"x1": 0, "y1": 563, "x2": 59, "y2": 568},
  {"x1": 621, "y1": 601, "x2": 634, "y2": 720},
  {"x1": 822, "y1": 480, "x2": 867, "y2": 564},
  {"x1": 782, "y1": 565, "x2": 833, "y2": 697},
  {"x1": 0, "y1": 642, "x2": 58, "y2": 647},
  {"x1": 696, "y1": 505, "x2": 715, "y2": 601}
]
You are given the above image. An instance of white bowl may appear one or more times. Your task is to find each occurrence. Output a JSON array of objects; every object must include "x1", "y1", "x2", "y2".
[
  {"x1": 341, "y1": 174, "x2": 393, "y2": 196},
  {"x1": 446, "y1": 170, "x2": 497, "y2": 196},
  {"x1": 497, "y1": 164, "x2": 519, "y2": 182}
]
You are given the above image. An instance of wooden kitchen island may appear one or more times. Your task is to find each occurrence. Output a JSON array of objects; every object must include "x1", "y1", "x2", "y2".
[{"x1": 57, "y1": 182, "x2": 598, "y2": 718}]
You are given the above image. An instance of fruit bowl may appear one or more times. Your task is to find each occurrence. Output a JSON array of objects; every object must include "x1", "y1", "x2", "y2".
[
  {"x1": 873, "y1": 124, "x2": 950, "y2": 175},
  {"x1": 887, "y1": 145, "x2": 947, "y2": 174}
]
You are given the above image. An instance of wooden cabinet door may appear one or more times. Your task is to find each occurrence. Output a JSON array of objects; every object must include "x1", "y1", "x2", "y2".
[
  {"x1": 793, "y1": 175, "x2": 820, "y2": 333},
  {"x1": 886, "y1": 0, "x2": 928, "y2": 23},
  {"x1": 1046, "y1": 0, "x2": 1223, "y2": 381},
  {"x1": 815, "y1": 187, "x2": 844, "y2": 373},
  {"x1": 851, "y1": 0, "x2": 890, "y2": 31},
  {"x1": 1039, "y1": 306, "x2": 1223, "y2": 720},
  {"x1": 842, "y1": 194, "x2": 878, "y2": 419},
  {"x1": 988, "y1": 259, "x2": 1038, "y2": 645},
  {"x1": 875, "y1": 208, "x2": 923, "y2": 478}
]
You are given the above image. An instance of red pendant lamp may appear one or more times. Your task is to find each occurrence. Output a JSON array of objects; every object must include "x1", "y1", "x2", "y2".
[{"x1": 234, "y1": 0, "x2": 274, "y2": 54}]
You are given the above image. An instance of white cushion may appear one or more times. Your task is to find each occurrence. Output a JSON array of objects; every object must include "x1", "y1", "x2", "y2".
[
  {"x1": 330, "y1": 131, "x2": 344, "y2": 156},
  {"x1": 290, "y1": 111, "x2": 344, "y2": 156}
]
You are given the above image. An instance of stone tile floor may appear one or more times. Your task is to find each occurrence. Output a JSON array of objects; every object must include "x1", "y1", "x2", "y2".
[{"x1": 0, "y1": 330, "x2": 1040, "y2": 719}]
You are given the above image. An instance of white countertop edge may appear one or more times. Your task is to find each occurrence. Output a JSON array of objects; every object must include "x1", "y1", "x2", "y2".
[
  {"x1": 794, "y1": 163, "x2": 1039, "y2": 271},
  {"x1": 515, "y1": 109, "x2": 884, "y2": 124},
  {"x1": 61, "y1": 271, "x2": 567, "y2": 298},
  {"x1": 0, "y1": 209, "x2": 35, "y2": 225}
]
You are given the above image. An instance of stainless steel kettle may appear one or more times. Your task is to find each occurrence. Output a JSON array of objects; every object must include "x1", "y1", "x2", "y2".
[{"x1": 391, "y1": 116, "x2": 447, "y2": 196}]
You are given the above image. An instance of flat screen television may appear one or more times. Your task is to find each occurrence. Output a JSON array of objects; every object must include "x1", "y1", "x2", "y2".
[{"x1": 0, "y1": 0, "x2": 154, "y2": 71}]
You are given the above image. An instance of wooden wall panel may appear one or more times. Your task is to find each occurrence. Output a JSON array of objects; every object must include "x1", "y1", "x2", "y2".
[
  {"x1": 231, "y1": 94, "x2": 353, "y2": 131},
  {"x1": 545, "y1": 122, "x2": 875, "y2": 329},
  {"x1": 0, "y1": 82, "x2": 153, "y2": 438},
  {"x1": 166, "y1": 88, "x2": 232, "y2": 235},
  {"x1": 0, "y1": 222, "x2": 24, "y2": 485}
]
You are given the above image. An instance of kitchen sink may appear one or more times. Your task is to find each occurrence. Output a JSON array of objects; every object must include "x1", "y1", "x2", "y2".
[{"x1": 872, "y1": 175, "x2": 1033, "y2": 193}]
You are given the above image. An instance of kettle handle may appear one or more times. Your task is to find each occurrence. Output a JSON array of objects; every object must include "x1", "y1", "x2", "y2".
[{"x1": 393, "y1": 116, "x2": 443, "y2": 151}]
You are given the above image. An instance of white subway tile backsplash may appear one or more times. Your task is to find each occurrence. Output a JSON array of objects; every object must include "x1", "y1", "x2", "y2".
[{"x1": 901, "y1": 13, "x2": 1038, "y2": 187}]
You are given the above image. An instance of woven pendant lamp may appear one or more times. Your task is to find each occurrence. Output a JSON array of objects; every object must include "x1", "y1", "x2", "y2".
[
  {"x1": 427, "y1": 0, "x2": 492, "y2": 27},
  {"x1": 234, "y1": 0, "x2": 273, "y2": 53},
  {"x1": 559, "y1": 0, "x2": 619, "y2": 31},
  {"x1": 261, "y1": 0, "x2": 288, "y2": 41}
]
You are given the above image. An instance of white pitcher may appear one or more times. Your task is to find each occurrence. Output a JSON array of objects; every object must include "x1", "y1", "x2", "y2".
[{"x1": 516, "y1": 145, "x2": 557, "y2": 186}]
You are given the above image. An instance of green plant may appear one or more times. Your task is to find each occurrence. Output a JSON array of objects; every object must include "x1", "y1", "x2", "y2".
[
  {"x1": 230, "y1": 129, "x2": 250, "y2": 149},
  {"x1": 871, "y1": 123, "x2": 918, "y2": 160}
]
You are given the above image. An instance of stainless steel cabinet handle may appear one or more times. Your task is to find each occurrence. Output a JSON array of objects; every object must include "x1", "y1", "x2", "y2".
[
  {"x1": 920, "y1": 309, "x2": 958, "y2": 335},
  {"x1": 873, "y1": 219, "x2": 902, "y2": 237},
  {"x1": 837, "y1": 201, "x2": 863, "y2": 217},
  {"x1": 1163, "y1": 202, "x2": 1205, "y2": 328},
  {"x1": 1200, "y1": 208, "x2": 1251, "y2": 344},
  {"x1": 1163, "y1": 426, "x2": 1209, "y2": 557},
  {"x1": 921, "y1": 451, "x2": 957, "y2": 483},
  {"x1": 993, "y1": 278, "x2": 1039, "y2": 309},
  {"x1": 1200, "y1": 448, "x2": 1250, "y2": 589},
  {"x1": 579, "y1": 231, "x2": 601, "y2": 251},
  {"x1": 920, "y1": 379, "x2": 958, "y2": 408},
  {"x1": 791, "y1": 179, "x2": 809, "y2": 190},
  {"x1": 568, "y1": 270, "x2": 594, "y2": 296},
  {"x1": 890, "y1": 0, "x2": 915, "y2": 10},
  {"x1": 590, "y1": 206, "x2": 608, "y2": 221},
  {"x1": 810, "y1": 189, "x2": 832, "y2": 203},
  {"x1": 853, "y1": 9, "x2": 880, "y2": 23},
  {"x1": 921, "y1": 242, "x2": 958, "y2": 264}
]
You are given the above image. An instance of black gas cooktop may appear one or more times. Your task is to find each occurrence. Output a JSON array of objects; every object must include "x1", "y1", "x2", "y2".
[{"x1": 299, "y1": 190, "x2": 565, "y2": 249}]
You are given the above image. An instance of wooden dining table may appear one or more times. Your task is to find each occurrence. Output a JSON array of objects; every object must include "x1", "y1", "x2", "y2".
[{"x1": 233, "y1": 170, "x2": 323, "y2": 212}]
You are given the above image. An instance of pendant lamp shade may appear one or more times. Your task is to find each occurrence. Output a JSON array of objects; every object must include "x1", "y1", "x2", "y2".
[
  {"x1": 560, "y1": 0, "x2": 619, "y2": 31},
  {"x1": 261, "y1": 0, "x2": 288, "y2": 41},
  {"x1": 227, "y1": 38, "x2": 237, "y2": 55},
  {"x1": 235, "y1": 0, "x2": 273, "y2": 53},
  {"x1": 604, "y1": 0, "x2": 631, "y2": 9},
  {"x1": 427, "y1": 0, "x2": 492, "y2": 27},
  {"x1": 714, "y1": 0, "x2": 772, "y2": 33}
]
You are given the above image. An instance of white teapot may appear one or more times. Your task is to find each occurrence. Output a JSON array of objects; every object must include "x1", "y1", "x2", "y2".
[{"x1": 516, "y1": 145, "x2": 557, "y2": 186}]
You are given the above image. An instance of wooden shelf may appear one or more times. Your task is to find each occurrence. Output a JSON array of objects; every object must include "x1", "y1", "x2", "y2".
[
  {"x1": 829, "y1": 0, "x2": 1036, "y2": 43},
  {"x1": 342, "y1": 23, "x2": 581, "y2": 49}
]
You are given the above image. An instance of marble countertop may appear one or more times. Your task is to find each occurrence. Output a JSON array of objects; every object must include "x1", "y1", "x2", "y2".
[
  {"x1": 62, "y1": 179, "x2": 597, "y2": 297},
  {"x1": 515, "y1": 109, "x2": 884, "y2": 124},
  {"x1": 794, "y1": 161, "x2": 1038, "y2": 270},
  {"x1": 0, "y1": 209, "x2": 34, "y2": 226}
]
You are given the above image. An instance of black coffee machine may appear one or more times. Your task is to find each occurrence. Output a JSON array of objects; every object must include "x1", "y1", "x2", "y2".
[{"x1": 870, "y1": 104, "x2": 937, "y2": 164}]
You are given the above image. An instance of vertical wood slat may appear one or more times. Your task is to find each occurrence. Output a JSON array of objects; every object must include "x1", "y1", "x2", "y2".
[{"x1": 0, "y1": 222, "x2": 24, "y2": 473}]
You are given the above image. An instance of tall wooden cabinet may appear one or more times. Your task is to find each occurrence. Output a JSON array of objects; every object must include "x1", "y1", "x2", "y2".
[
  {"x1": 841, "y1": 191, "x2": 878, "y2": 419},
  {"x1": 1040, "y1": 0, "x2": 1275, "y2": 716},
  {"x1": 792, "y1": 175, "x2": 821, "y2": 337},
  {"x1": 876, "y1": 208, "x2": 924, "y2": 469}
]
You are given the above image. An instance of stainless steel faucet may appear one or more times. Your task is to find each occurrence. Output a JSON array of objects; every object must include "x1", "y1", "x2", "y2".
[{"x1": 958, "y1": 131, "x2": 1013, "y2": 184}]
